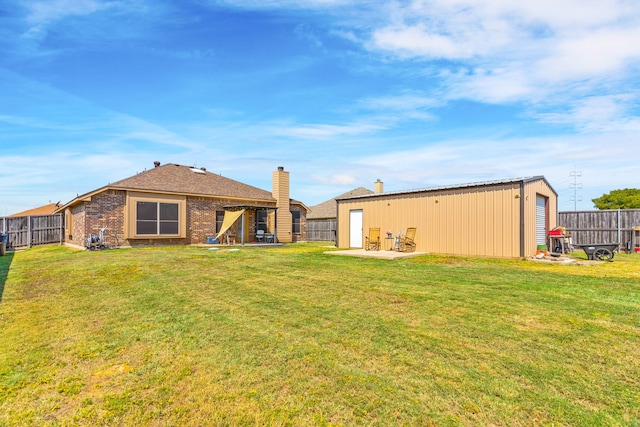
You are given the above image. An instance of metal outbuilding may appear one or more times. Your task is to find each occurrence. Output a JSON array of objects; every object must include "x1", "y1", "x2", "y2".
[{"x1": 336, "y1": 176, "x2": 557, "y2": 258}]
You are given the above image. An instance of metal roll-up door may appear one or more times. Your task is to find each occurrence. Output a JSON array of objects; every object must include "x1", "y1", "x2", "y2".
[{"x1": 536, "y1": 195, "x2": 547, "y2": 245}]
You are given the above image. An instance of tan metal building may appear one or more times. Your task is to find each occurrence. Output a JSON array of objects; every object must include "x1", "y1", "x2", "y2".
[{"x1": 336, "y1": 176, "x2": 557, "y2": 258}]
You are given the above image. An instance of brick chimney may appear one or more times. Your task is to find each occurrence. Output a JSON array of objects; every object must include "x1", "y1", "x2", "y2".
[
  {"x1": 374, "y1": 179, "x2": 384, "y2": 194},
  {"x1": 272, "y1": 166, "x2": 292, "y2": 243}
]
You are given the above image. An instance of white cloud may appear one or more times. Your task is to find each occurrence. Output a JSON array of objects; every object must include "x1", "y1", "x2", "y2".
[
  {"x1": 22, "y1": 0, "x2": 121, "y2": 39},
  {"x1": 535, "y1": 27, "x2": 640, "y2": 83},
  {"x1": 535, "y1": 95, "x2": 640, "y2": 133},
  {"x1": 372, "y1": 24, "x2": 472, "y2": 60},
  {"x1": 267, "y1": 122, "x2": 386, "y2": 139},
  {"x1": 211, "y1": 0, "x2": 358, "y2": 9},
  {"x1": 360, "y1": 0, "x2": 640, "y2": 118},
  {"x1": 358, "y1": 93, "x2": 440, "y2": 111}
]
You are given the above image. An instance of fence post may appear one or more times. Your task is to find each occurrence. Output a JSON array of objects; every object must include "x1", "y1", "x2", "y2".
[
  {"x1": 59, "y1": 213, "x2": 64, "y2": 245},
  {"x1": 27, "y1": 215, "x2": 32, "y2": 248},
  {"x1": 617, "y1": 209, "x2": 621, "y2": 249}
]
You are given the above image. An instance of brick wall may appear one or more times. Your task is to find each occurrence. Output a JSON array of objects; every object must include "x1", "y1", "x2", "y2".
[
  {"x1": 83, "y1": 190, "x2": 126, "y2": 248},
  {"x1": 187, "y1": 197, "x2": 219, "y2": 244},
  {"x1": 67, "y1": 191, "x2": 307, "y2": 247}
]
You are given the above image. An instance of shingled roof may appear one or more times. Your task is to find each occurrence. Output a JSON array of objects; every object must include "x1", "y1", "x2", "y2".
[
  {"x1": 307, "y1": 187, "x2": 373, "y2": 219},
  {"x1": 108, "y1": 163, "x2": 275, "y2": 200},
  {"x1": 56, "y1": 163, "x2": 278, "y2": 213},
  {"x1": 10, "y1": 202, "x2": 61, "y2": 217}
]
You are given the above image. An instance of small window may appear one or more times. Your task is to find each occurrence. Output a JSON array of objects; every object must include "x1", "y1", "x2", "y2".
[
  {"x1": 216, "y1": 211, "x2": 225, "y2": 234},
  {"x1": 136, "y1": 201, "x2": 179, "y2": 235},
  {"x1": 292, "y1": 211, "x2": 301, "y2": 234}
]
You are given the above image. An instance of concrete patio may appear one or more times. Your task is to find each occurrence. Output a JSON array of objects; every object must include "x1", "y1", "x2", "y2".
[{"x1": 325, "y1": 248, "x2": 426, "y2": 260}]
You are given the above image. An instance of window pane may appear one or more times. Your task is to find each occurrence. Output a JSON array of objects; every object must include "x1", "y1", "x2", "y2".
[
  {"x1": 137, "y1": 202, "x2": 157, "y2": 220},
  {"x1": 137, "y1": 221, "x2": 157, "y2": 234},
  {"x1": 216, "y1": 211, "x2": 225, "y2": 233},
  {"x1": 160, "y1": 221, "x2": 179, "y2": 234},
  {"x1": 256, "y1": 209, "x2": 268, "y2": 232},
  {"x1": 292, "y1": 211, "x2": 301, "y2": 234},
  {"x1": 160, "y1": 203, "x2": 178, "y2": 221}
]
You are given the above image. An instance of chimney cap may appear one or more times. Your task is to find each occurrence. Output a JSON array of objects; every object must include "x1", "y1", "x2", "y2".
[{"x1": 277, "y1": 166, "x2": 284, "y2": 171}]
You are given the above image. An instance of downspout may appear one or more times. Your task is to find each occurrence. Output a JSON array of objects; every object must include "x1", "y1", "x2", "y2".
[
  {"x1": 617, "y1": 208, "x2": 621, "y2": 249},
  {"x1": 519, "y1": 182, "x2": 525, "y2": 258},
  {"x1": 28, "y1": 215, "x2": 32, "y2": 249}
]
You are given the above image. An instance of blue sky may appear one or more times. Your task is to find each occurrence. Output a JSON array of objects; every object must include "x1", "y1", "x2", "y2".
[{"x1": 2, "y1": 0, "x2": 639, "y2": 215}]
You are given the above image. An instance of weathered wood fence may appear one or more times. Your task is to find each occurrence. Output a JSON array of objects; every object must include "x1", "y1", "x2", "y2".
[
  {"x1": 306, "y1": 219, "x2": 337, "y2": 242},
  {"x1": 0, "y1": 214, "x2": 64, "y2": 249},
  {"x1": 558, "y1": 209, "x2": 640, "y2": 250}
]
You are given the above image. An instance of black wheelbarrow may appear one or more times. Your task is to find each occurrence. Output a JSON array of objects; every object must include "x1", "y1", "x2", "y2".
[{"x1": 573, "y1": 243, "x2": 618, "y2": 262}]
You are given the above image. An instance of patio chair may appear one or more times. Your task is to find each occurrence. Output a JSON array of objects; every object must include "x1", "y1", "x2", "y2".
[
  {"x1": 365, "y1": 227, "x2": 381, "y2": 251},
  {"x1": 256, "y1": 229, "x2": 265, "y2": 242},
  {"x1": 397, "y1": 227, "x2": 416, "y2": 252}
]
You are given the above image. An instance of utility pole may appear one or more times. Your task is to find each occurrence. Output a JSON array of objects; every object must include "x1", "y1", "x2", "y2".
[{"x1": 570, "y1": 167, "x2": 582, "y2": 211}]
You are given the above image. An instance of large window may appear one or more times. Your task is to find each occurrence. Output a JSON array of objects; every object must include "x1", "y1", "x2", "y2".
[
  {"x1": 136, "y1": 201, "x2": 179, "y2": 235},
  {"x1": 125, "y1": 193, "x2": 186, "y2": 239},
  {"x1": 292, "y1": 211, "x2": 301, "y2": 234}
]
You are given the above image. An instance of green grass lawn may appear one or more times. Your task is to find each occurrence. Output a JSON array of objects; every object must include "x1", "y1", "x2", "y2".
[{"x1": 0, "y1": 244, "x2": 639, "y2": 426}]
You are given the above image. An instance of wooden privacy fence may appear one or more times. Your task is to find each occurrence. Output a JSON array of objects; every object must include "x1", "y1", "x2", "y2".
[
  {"x1": 558, "y1": 209, "x2": 640, "y2": 250},
  {"x1": 306, "y1": 219, "x2": 337, "y2": 242},
  {"x1": 1, "y1": 214, "x2": 64, "y2": 249}
]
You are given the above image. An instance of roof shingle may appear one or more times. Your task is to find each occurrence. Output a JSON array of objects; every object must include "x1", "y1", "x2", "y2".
[{"x1": 109, "y1": 163, "x2": 275, "y2": 200}]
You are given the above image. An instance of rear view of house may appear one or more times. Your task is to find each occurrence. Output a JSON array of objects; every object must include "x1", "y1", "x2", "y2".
[
  {"x1": 56, "y1": 163, "x2": 307, "y2": 248},
  {"x1": 336, "y1": 177, "x2": 557, "y2": 258}
]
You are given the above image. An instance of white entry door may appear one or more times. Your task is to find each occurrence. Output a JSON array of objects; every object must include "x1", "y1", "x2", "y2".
[{"x1": 349, "y1": 209, "x2": 363, "y2": 248}]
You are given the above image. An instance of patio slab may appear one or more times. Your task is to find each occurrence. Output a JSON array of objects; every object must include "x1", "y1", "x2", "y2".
[{"x1": 325, "y1": 248, "x2": 426, "y2": 260}]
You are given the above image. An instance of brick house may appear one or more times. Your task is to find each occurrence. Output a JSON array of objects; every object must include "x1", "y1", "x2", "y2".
[{"x1": 55, "y1": 162, "x2": 307, "y2": 248}]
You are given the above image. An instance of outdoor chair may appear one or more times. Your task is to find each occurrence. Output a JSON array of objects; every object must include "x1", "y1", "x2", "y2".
[
  {"x1": 397, "y1": 227, "x2": 416, "y2": 252},
  {"x1": 256, "y1": 229, "x2": 265, "y2": 242},
  {"x1": 365, "y1": 227, "x2": 381, "y2": 251}
]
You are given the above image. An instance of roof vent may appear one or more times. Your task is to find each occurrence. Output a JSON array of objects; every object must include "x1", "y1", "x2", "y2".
[
  {"x1": 190, "y1": 168, "x2": 206, "y2": 174},
  {"x1": 200, "y1": 167, "x2": 206, "y2": 171},
  {"x1": 154, "y1": 161, "x2": 160, "y2": 168}
]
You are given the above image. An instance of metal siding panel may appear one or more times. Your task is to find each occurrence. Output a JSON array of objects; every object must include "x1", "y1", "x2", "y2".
[{"x1": 337, "y1": 179, "x2": 548, "y2": 257}]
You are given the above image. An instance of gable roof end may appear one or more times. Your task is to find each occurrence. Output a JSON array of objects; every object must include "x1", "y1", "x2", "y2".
[{"x1": 56, "y1": 163, "x2": 277, "y2": 213}]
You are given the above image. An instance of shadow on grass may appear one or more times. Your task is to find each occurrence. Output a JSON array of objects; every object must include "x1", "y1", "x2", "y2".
[{"x1": 0, "y1": 251, "x2": 14, "y2": 302}]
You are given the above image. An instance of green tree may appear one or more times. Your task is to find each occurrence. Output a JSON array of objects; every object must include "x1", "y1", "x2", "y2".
[{"x1": 592, "y1": 188, "x2": 640, "y2": 209}]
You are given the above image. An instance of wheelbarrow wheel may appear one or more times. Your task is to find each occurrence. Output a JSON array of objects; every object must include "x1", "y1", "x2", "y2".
[{"x1": 594, "y1": 248, "x2": 613, "y2": 262}]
